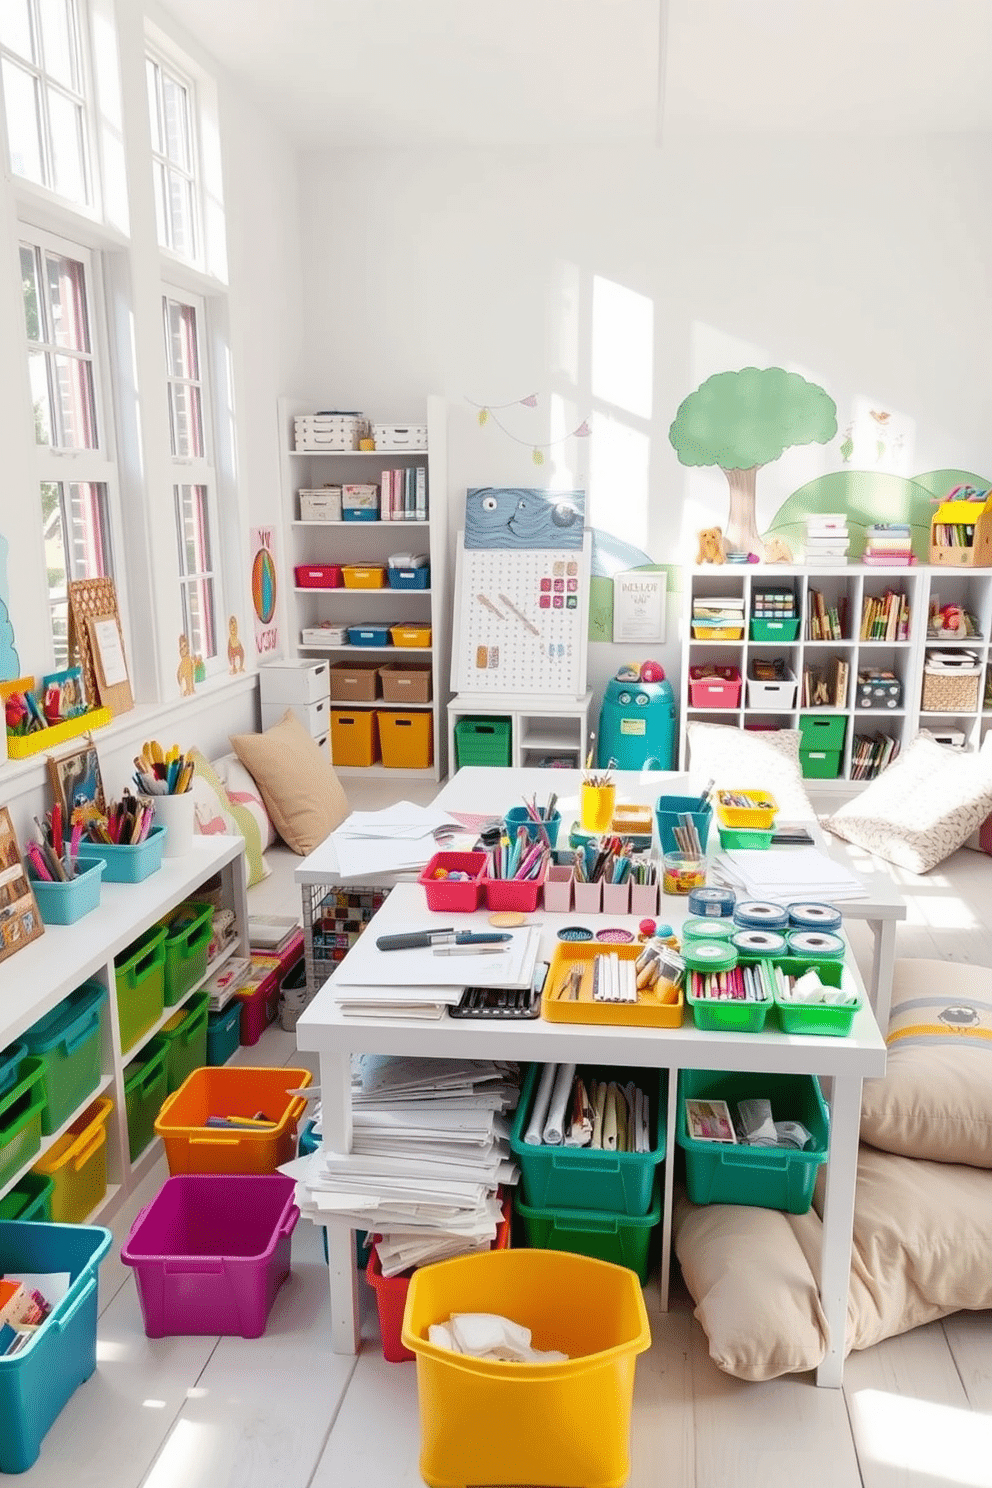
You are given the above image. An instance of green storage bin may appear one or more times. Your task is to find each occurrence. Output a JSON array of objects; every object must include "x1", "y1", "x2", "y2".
[
  {"x1": 115, "y1": 925, "x2": 167, "y2": 1054},
  {"x1": 509, "y1": 1064, "x2": 666, "y2": 1216},
  {"x1": 773, "y1": 959, "x2": 862, "y2": 1037},
  {"x1": 454, "y1": 716, "x2": 512, "y2": 768},
  {"x1": 0, "y1": 1057, "x2": 46, "y2": 1190},
  {"x1": 717, "y1": 825, "x2": 773, "y2": 850},
  {"x1": 799, "y1": 713, "x2": 847, "y2": 751},
  {"x1": 685, "y1": 982, "x2": 773, "y2": 1033},
  {"x1": 513, "y1": 1178, "x2": 661, "y2": 1285},
  {"x1": 0, "y1": 1170, "x2": 54, "y2": 1222},
  {"x1": 800, "y1": 749, "x2": 842, "y2": 780},
  {"x1": 749, "y1": 618, "x2": 800, "y2": 643},
  {"x1": 161, "y1": 902, "x2": 214, "y2": 1006},
  {"x1": 123, "y1": 1037, "x2": 169, "y2": 1162},
  {"x1": 158, "y1": 991, "x2": 209, "y2": 1093},
  {"x1": 22, "y1": 981, "x2": 106, "y2": 1136},
  {"x1": 676, "y1": 1069, "x2": 829, "y2": 1214}
]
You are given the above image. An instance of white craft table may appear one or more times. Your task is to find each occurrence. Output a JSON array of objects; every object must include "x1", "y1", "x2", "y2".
[{"x1": 296, "y1": 795, "x2": 889, "y2": 1387}]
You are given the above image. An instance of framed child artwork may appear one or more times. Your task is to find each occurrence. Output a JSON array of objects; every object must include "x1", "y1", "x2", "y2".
[
  {"x1": 0, "y1": 807, "x2": 44, "y2": 963},
  {"x1": 48, "y1": 739, "x2": 106, "y2": 821}
]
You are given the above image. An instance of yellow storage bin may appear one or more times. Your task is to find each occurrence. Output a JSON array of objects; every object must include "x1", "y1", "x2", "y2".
[
  {"x1": 401, "y1": 1249, "x2": 651, "y2": 1488},
  {"x1": 330, "y1": 709, "x2": 380, "y2": 767},
  {"x1": 34, "y1": 1096, "x2": 113, "y2": 1224},
  {"x1": 390, "y1": 624, "x2": 431, "y2": 648},
  {"x1": 378, "y1": 711, "x2": 433, "y2": 769},
  {"x1": 714, "y1": 789, "x2": 778, "y2": 830},
  {"x1": 341, "y1": 565, "x2": 386, "y2": 589}
]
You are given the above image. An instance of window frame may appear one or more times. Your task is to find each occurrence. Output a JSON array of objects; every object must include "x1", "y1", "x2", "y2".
[{"x1": 145, "y1": 46, "x2": 202, "y2": 269}]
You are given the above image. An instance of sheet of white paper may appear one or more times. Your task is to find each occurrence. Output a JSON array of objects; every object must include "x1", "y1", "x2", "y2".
[{"x1": 333, "y1": 926, "x2": 540, "y2": 989}]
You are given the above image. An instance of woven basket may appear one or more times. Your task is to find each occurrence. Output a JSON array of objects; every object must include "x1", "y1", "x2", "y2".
[{"x1": 921, "y1": 665, "x2": 981, "y2": 713}]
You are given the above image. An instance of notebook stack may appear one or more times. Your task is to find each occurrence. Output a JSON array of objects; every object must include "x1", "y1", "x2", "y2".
[
  {"x1": 803, "y1": 513, "x2": 849, "y2": 565},
  {"x1": 862, "y1": 522, "x2": 915, "y2": 566},
  {"x1": 691, "y1": 593, "x2": 745, "y2": 640}
]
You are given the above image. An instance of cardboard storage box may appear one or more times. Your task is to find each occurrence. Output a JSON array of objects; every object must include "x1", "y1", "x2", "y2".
[
  {"x1": 342, "y1": 483, "x2": 379, "y2": 520},
  {"x1": 330, "y1": 663, "x2": 381, "y2": 702},
  {"x1": 299, "y1": 488, "x2": 342, "y2": 521},
  {"x1": 379, "y1": 664, "x2": 432, "y2": 704}
]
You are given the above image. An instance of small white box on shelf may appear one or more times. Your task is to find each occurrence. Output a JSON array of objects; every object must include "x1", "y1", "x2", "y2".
[
  {"x1": 259, "y1": 659, "x2": 330, "y2": 706},
  {"x1": 294, "y1": 414, "x2": 369, "y2": 451},
  {"x1": 745, "y1": 666, "x2": 799, "y2": 709},
  {"x1": 302, "y1": 625, "x2": 349, "y2": 646},
  {"x1": 299, "y1": 488, "x2": 342, "y2": 521},
  {"x1": 373, "y1": 423, "x2": 428, "y2": 450}
]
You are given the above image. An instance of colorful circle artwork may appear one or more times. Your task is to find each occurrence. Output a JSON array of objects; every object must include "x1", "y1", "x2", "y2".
[{"x1": 252, "y1": 547, "x2": 277, "y2": 624}]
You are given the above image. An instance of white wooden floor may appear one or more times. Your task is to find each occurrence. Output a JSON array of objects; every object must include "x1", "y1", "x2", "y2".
[{"x1": 17, "y1": 829, "x2": 992, "y2": 1488}]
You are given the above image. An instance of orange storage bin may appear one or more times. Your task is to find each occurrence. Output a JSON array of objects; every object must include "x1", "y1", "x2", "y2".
[
  {"x1": 378, "y1": 711, "x2": 433, "y2": 769},
  {"x1": 342, "y1": 565, "x2": 386, "y2": 589},
  {"x1": 390, "y1": 624, "x2": 431, "y2": 648},
  {"x1": 153, "y1": 1066, "x2": 312, "y2": 1175},
  {"x1": 330, "y1": 709, "x2": 379, "y2": 766}
]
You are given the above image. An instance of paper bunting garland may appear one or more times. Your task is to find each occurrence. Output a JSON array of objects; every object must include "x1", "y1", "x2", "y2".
[{"x1": 467, "y1": 394, "x2": 591, "y2": 464}]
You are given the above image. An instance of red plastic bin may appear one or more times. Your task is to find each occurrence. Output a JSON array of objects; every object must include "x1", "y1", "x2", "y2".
[
  {"x1": 237, "y1": 941, "x2": 302, "y2": 1046},
  {"x1": 121, "y1": 1173, "x2": 298, "y2": 1337},
  {"x1": 294, "y1": 564, "x2": 342, "y2": 589},
  {"x1": 417, "y1": 852, "x2": 488, "y2": 912},
  {"x1": 484, "y1": 863, "x2": 547, "y2": 914},
  {"x1": 688, "y1": 665, "x2": 742, "y2": 708},
  {"x1": 366, "y1": 1194, "x2": 510, "y2": 1363}
]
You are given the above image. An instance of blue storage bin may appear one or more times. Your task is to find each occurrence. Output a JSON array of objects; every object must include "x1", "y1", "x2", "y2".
[
  {"x1": 348, "y1": 625, "x2": 391, "y2": 646},
  {"x1": 28, "y1": 858, "x2": 104, "y2": 925},
  {"x1": 206, "y1": 1001, "x2": 242, "y2": 1066},
  {"x1": 22, "y1": 981, "x2": 106, "y2": 1135},
  {"x1": 0, "y1": 1220, "x2": 112, "y2": 1474},
  {"x1": 342, "y1": 508, "x2": 378, "y2": 522},
  {"x1": 76, "y1": 825, "x2": 167, "y2": 883},
  {"x1": 387, "y1": 566, "x2": 430, "y2": 590}
]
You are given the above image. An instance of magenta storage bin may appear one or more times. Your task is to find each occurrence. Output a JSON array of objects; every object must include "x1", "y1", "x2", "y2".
[
  {"x1": 121, "y1": 1173, "x2": 299, "y2": 1338},
  {"x1": 484, "y1": 863, "x2": 547, "y2": 914},
  {"x1": 417, "y1": 852, "x2": 488, "y2": 912}
]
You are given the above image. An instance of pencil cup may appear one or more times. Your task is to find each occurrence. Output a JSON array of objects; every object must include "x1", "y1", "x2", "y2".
[
  {"x1": 602, "y1": 881, "x2": 631, "y2": 916},
  {"x1": 580, "y1": 782, "x2": 616, "y2": 834},
  {"x1": 543, "y1": 864, "x2": 574, "y2": 914},
  {"x1": 504, "y1": 806, "x2": 562, "y2": 850},
  {"x1": 655, "y1": 795, "x2": 711, "y2": 857},
  {"x1": 573, "y1": 878, "x2": 603, "y2": 914},
  {"x1": 663, "y1": 852, "x2": 707, "y2": 897},
  {"x1": 630, "y1": 881, "x2": 659, "y2": 917},
  {"x1": 154, "y1": 792, "x2": 195, "y2": 857}
]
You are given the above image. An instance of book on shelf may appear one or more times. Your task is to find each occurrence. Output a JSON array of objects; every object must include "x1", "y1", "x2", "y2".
[
  {"x1": 805, "y1": 589, "x2": 846, "y2": 641},
  {"x1": 248, "y1": 914, "x2": 302, "y2": 952},
  {"x1": 805, "y1": 513, "x2": 849, "y2": 533},
  {"x1": 851, "y1": 732, "x2": 900, "y2": 781},
  {"x1": 864, "y1": 534, "x2": 914, "y2": 550},
  {"x1": 859, "y1": 589, "x2": 909, "y2": 642},
  {"x1": 801, "y1": 654, "x2": 847, "y2": 708},
  {"x1": 862, "y1": 551, "x2": 916, "y2": 566},
  {"x1": 829, "y1": 655, "x2": 848, "y2": 707}
]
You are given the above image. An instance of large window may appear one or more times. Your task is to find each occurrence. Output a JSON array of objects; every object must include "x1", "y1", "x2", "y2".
[
  {"x1": 164, "y1": 291, "x2": 221, "y2": 667},
  {"x1": 21, "y1": 228, "x2": 118, "y2": 664},
  {"x1": 0, "y1": 0, "x2": 91, "y2": 206},
  {"x1": 146, "y1": 51, "x2": 198, "y2": 261}
]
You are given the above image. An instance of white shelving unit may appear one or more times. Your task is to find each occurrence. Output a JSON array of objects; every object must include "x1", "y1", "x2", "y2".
[
  {"x1": 0, "y1": 836, "x2": 248, "y2": 1224},
  {"x1": 681, "y1": 563, "x2": 992, "y2": 800},
  {"x1": 279, "y1": 396, "x2": 450, "y2": 781},
  {"x1": 446, "y1": 691, "x2": 594, "y2": 771}
]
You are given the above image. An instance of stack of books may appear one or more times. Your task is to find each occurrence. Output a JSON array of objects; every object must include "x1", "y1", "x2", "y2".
[
  {"x1": 805, "y1": 588, "x2": 847, "y2": 640},
  {"x1": 851, "y1": 733, "x2": 900, "y2": 781},
  {"x1": 801, "y1": 655, "x2": 848, "y2": 708},
  {"x1": 804, "y1": 514, "x2": 849, "y2": 565},
  {"x1": 863, "y1": 522, "x2": 915, "y2": 565},
  {"x1": 691, "y1": 593, "x2": 745, "y2": 639},
  {"x1": 859, "y1": 589, "x2": 910, "y2": 642}
]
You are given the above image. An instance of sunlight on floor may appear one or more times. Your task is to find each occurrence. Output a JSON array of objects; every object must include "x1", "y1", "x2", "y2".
[
  {"x1": 96, "y1": 1340, "x2": 130, "y2": 1362},
  {"x1": 140, "y1": 1420, "x2": 219, "y2": 1487},
  {"x1": 851, "y1": 1388, "x2": 992, "y2": 1487}
]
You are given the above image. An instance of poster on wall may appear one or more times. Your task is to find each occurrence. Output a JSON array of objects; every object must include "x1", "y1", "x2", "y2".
[
  {"x1": 250, "y1": 528, "x2": 279, "y2": 658},
  {"x1": 612, "y1": 569, "x2": 666, "y2": 644}
]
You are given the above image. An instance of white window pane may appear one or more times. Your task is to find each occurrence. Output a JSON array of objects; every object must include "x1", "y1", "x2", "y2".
[
  {"x1": 166, "y1": 298, "x2": 199, "y2": 380},
  {"x1": 27, "y1": 349, "x2": 52, "y2": 444},
  {"x1": 166, "y1": 168, "x2": 195, "y2": 258},
  {"x1": 67, "y1": 481, "x2": 111, "y2": 576},
  {"x1": 152, "y1": 158, "x2": 169, "y2": 248},
  {"x1": 20, "y1": 243, "x2": 42, "y2": 341},
  {"x1": 175, "y1": 483, "x2": 212, "y2": 574},
  {"x1": 145, "y1": 57, "x2": 162, "y2": 154},
  {"x1": 53, "y1": 353, "x2": 96, "y2": 447},
  {"x1": 48, "y1": 89, "x2": 86, "y2": 204},
  {"x1": 37, "y1": 0, "x2": 77, "y2": 90},
  {"x1": 0, "y1": 0, "x2": 34, "y2": 61},
  {"x1": 2, "y1": 57, "x2": 42, "y2": 182},
  {"x1": 161, "y1": 71, "x2": 191, "y2": 169},
  {"x1": 45, "y1": 251, "x2": 91, "y2": 352},
  {"x1": 168, "y1": 381, "x2": 203, "y2": 458},
  {"x1": 181, "y1": 577, "x2": 217, "y2": 660}
]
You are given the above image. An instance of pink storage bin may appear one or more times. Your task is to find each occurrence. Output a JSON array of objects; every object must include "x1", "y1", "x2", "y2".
[
  {"x1": 602, "y1": 882, "x2": 631, "y2": 915},
  {"x1": 294, "y1": 564, "x2": 342, "y2": 589},
  {"x1": 688, "y1": 665, "x2": 742, "y2": 708},
  {"x1": 484, "y1": 863, "x2": 547, "y2": 914},
  {"x1": 543, "y1": 865, "x2": 574, "y2": 913},
  {"x1": 417, "y1": 852, "x2": 488, "y2": 912},
  {"x1": 121, "y1": 1173, "x2": 298, "y2": 1338},
  {"x1": 573, "y1": 879, "x2": 603, "y2": 913}
]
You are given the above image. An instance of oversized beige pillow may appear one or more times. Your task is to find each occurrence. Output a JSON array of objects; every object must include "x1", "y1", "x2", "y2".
[
  {"x1": 684, "y1": 721, "x2": 815, "y2": 820},
  {"x1": 860, "y1": 958, "x2": 992, "y2": 1166},
  {"x1": 230, "y1": 710, "x2": 349, "y2": 855},
  {"x1": 823, "y1": 731, "x2": 992, "y2": 873}
]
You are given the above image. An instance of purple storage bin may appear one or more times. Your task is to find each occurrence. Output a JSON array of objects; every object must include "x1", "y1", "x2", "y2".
[{"x1": 121, "y1": 1173, "x2": 298, "y2": 1338}]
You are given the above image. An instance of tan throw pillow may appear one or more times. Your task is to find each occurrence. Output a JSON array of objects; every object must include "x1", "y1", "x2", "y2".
[
  {"x1": 684, "y1": 721, "x2": 815, "y2": 820},
  {"x1": 860, "y1": 958, "x2": 992, "y2": 1166},
  {"x1": 230, "y1": 710, "x2": 349, "y2": 855},
  {"x1": 823, "y1": 730, "x2": 992, "y2": 873}
]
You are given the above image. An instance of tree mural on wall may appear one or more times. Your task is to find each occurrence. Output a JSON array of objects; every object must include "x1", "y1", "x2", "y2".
[{"x1": 669, "y1": 367, "x2": 838, "y2": 555}]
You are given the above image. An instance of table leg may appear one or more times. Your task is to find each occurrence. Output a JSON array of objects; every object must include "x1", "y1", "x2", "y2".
[
  {"x1": 869, "y1": 918, "x2": 897, "y2": 1033},
  {"x1": 319, "y1": 1049, "x2": 360, "y2": 1355},
  {"x1": 815, "y1": 1073, "x2": 862, "y2": 1388}
]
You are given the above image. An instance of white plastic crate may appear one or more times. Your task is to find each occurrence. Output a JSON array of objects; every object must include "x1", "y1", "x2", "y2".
[
  {"x1": 294, "y1": 415, "x2": 368, "y2": 451},
  {"x1": 301, "y1": 625, "x2": 349, "y2": 646},
  {"x1": 299, "y1": 488, "x2": 342, "y2": 521},
  {"x1": 745, "y1": 666, "x2": 798, "y2": 709},
  {"x1": 372, "y1": 423, "x2": 428, "y2": 450}
]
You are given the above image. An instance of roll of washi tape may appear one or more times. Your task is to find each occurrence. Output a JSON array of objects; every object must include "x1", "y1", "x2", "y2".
[
  {"x1": 683, "y1": 940, "x2": 738, "y2": 973},
  {"x1": 687, "y1": 886, "x2": 736, "y2": 919},
  {"x1": 787, "y1": 901, "x2": 843, "y2": 932},
  {"x1": 732, "y1": 928, "x2": 787, "y2": 957},
  {"x1": 787, "y1": 929, "x2": 846, "y2": 959},
  {"x1": 733, "y1": 900, "x2": 789, "y2": 931},
  {"x1": 683, "y1": 917, "x2": 735, "y2": 942}
]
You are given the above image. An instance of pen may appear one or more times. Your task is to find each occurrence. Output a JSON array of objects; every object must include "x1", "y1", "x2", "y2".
[
  {"x1": 433, "y1": 944, "x2": 506, "y2": 957},
  {"x1": 376, "y1": 929, "x2": 511, "y2": 950}
]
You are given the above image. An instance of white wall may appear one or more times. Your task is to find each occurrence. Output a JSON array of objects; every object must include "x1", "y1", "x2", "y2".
[{"x1": 295, "y1": 134, "x2": 992, "y2": 717}]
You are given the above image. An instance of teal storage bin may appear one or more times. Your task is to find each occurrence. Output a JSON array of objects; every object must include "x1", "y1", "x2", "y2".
[
  {"x1": 207, "y1": 1002, "x2": 242, "y2": 1066},
  {"x1": 749, "y1": 617, "x2": 800, "y2": 643},
  {"x1": 77, "y1": 824, "x2": 167, "y2": 883},
  {"x1": 454, "y1": 716, "x2": 512, "y2": 768},
  {"x1": 161, "y1": 901, "x2": 214, "y2": 1006},
  {"x1": 159, "y1": 991, "x2": 209, "y2": 1093},
  {"x1": 676, "y1": 1068, "x2": 829, "y2": 1214},
  {"x1": 22, "y1": 981, "x2": 106, "y2": 1136},
  {"x1": 0, "y1": 1057, "x2": 46, "y2": 1190},
  {"x1": 115, "y1": 925, "x2": 167, "y2": 1054},
  {"x1": 0, "y1": 1170, "x2": 54, "y2": 1222},
  {"x1": 513, "y1": 1178, "x2": 661, "y2": 1285},
  {"x1": 509, "y1": 1063, "x2": 666, "y2": 1216},
  {"x1": 655, "y1": 794, "x2": 712, "y2": 856},
  {"x1": 0, "y1": 1220, "x2": 112, "y2": 1474},
  {"x1": 124, "y1": 1037, "x2": 169, "y2": 1162},
  {"x1": 28, "y1": 858, "x2": 104, "y2": 925},
  {"x1": 0, "y1": 1041, "x2": 27, "y2": 1100}
]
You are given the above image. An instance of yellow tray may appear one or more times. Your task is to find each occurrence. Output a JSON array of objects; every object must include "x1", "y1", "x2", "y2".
[
  {"x1": 541, "y1": 941, "x2": 684, "y2": 1028},
  {"x1": 5, "y1": 705, "x2": 113, "y2": 758},
  {"x1": 691, "y1": 625, "x2": 744, "y2": 641},
  {"x1": 715, "y1": 789, "x2": 778, "y2": 830}
]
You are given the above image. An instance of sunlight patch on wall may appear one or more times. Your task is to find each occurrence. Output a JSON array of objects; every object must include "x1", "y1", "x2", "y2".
[
  {"x1": 591, "y1": 276, "x2": 653, "y2": 420},
  {"x1": 588, "y1": 411, "x2": 650, "y2": 552}
]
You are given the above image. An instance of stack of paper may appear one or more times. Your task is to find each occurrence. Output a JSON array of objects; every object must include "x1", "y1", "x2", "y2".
[
  {"x1": 330, "y1": 802, "x2": 463, "y2": 879},
  {"x1": 284, "y1": 1055, "x2": 521, "y2": 1275},
  {"x1": 331, "y1": 925, "x2": 541, "y2": 1020},
  {"x1": 804, "y1": 513, "x2": 849, "y2": 565},
  {"x1": 711, "y1": 847, "x2": 868, "y2": 902}
]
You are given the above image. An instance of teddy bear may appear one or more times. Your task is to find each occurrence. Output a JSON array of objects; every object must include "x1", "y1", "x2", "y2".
[
  {"x1": 696, "y1": 527, "x2": 726, "y2": 565},
  {"x1": 763, "y1": 535, "x2": 793, "y2": 564}
]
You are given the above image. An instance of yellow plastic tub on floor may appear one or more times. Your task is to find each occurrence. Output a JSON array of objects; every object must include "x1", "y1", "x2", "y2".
[{"x1": 401, "y1": 1248, "x2": 651, "y2": 1488}]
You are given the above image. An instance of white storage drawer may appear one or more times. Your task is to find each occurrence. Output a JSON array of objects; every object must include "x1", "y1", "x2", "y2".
[
  {"x1": 261, "y1": 695, "x2": 330, "y2": 738},
  {"x1": 372, "y1": 423, "x2": 428, "y2": 450},
  {"x1": 259, "y1": 660, "x2": 330, "y2": 706},
  {"x1": 745, "y1": 666, "x2": 798, "y2": 710}
]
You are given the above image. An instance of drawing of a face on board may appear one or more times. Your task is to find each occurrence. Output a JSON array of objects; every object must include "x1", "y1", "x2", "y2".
[{"x1": 465, "y1": 488, "x2": 585, "y2": 549}]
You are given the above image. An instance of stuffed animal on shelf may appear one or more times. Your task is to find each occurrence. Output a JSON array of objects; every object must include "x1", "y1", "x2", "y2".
[
  {"x1": 763, "y1": 535, "x2": 793, "y2": 564},
  {"x1": 177, "y1": 635, "x2": 195, "y2": 697},
  {"x1": 696, "y1": 527, "x2": 726, "y2": 565}
]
